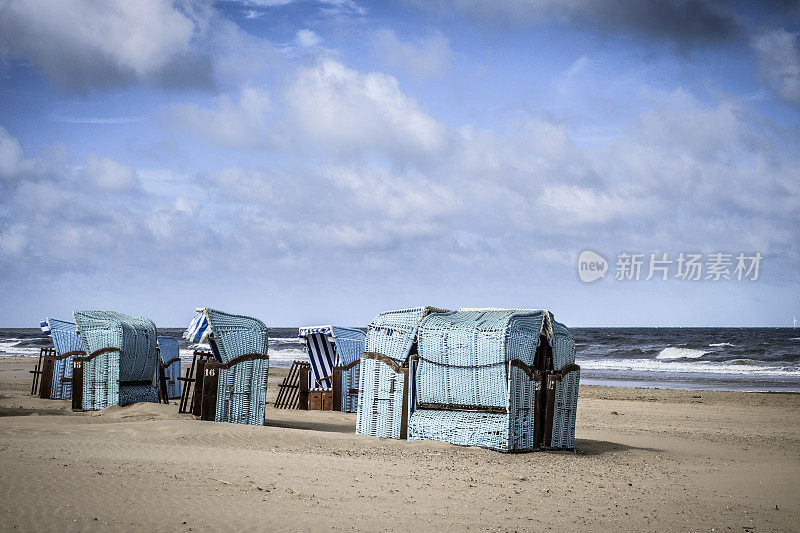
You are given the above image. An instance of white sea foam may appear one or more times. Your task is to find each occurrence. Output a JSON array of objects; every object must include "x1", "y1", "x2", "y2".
[
  {"x1": 0, "y1": 339, "x2": 44, "y2": 357},
  {"x1": 177, "y1": 341, "x2": 307, "y2": 367},
  {"x1": 656, "y1": 347, "x2": 707, "y2": 360},
  {"x1": 709, "y1": 342, "x2": 735, "y2": 347},
  {"x1": 578, "y1": 357, "x2": 798, "y2": 377}
]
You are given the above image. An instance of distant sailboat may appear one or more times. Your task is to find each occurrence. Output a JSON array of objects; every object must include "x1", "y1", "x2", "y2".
[{"x1": 794, "y1": 316, "x2": 798, "y2": 328}]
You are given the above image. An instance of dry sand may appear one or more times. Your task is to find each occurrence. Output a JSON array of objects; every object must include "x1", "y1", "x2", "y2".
[{"x1": 0, "y1": 356, "x2": 798, "y2": 532}]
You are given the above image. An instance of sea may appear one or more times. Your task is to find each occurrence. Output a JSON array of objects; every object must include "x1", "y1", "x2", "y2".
[{"x1": 2, "y1": 327, "x2": 799, "y2": 393}]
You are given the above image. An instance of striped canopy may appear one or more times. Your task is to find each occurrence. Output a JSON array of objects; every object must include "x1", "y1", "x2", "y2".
[
  {"x1": 184, "y1": 308, "x2": 211, "y2": 343},
  {"x1": 298, "y1": 326, "x2": 337, "y2": 390}
]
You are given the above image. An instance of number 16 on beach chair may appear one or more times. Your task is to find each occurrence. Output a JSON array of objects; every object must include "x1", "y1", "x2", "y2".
[
  {"x1": 298, "y1": 325, "x2": 366, "y2": 412},
  {"x1": 183, "y1": 308, "x2": 269, "y2": 425},
  {"x1": 38, "y1": 317, "x2": 84, "y2": 400},
  {"x1": 355, "y1": 306, "x2": 449, "y2": 439},
  {"x1": 71, "y1": 311, "x2": 160, "y2": 411}
]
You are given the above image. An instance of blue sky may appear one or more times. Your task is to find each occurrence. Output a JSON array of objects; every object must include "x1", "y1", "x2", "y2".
[{"x1": 0, "y1": 0, "x2": 798, "y2": 327}]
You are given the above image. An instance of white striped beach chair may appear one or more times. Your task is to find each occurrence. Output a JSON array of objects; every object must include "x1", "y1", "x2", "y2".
[{"x1": 298, "y1": 325, "x2": 366, "y2": 412}]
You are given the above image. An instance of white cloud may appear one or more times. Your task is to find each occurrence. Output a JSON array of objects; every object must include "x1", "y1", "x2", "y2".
[
  {"x1": 0, "y1": 127, "x2": 29, "y2": 178},
  {"x1": 0, "y1": 0, "x2": 212, "y2": 90},
  {"x1": 372, "y1": 29, "x2": 452, "y2": 78},
  {"x1": 296, "y1": 29, "x2": 322, "y2": 48},
  {"x1": 168, "y1": 87, "x2": 273, "y2": 148},
  {"x1": 79, "y1": 154, "x2": 141, "y2": 193},
  {"x1": 0, "y1": 225, "x2": 28, "y2": 255},
  {"x1": 286, "y1": 59, "x2": 450, "y2": 159},
  {"x1": 751, "y1": 27, "x2": 800, "y2": 107}
]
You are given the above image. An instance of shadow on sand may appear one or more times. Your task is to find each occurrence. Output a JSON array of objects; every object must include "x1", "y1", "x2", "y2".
[
  {"x1": 265, "y1": 417, "x2": 355, "y2": 434},
  {"x1": 574, "y1": 438, "x2": 662, "y2": 455}
]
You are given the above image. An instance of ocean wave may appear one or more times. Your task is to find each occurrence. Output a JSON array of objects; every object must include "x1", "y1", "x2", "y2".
[
  {"x1": 0, "y1": 340, "x2": 46, "y2": 357},
  {"x1": 656, "y1": 347, "x2": 707, "y2": 360},
  {"x1": 709, "y1": 342, "x2": 735, "y2": 347},
  {"x1": 177, "y1": 345, "x2": 308, "y2": 364},
  {"x1": 578, "y1": 357, "x2": 799, "y2": 377}
]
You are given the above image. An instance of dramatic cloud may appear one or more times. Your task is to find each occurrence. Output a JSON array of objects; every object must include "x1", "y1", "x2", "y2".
[
  {"x1": 412, "y1": 0, "x2": 739, "y2": 45},
  {"x1": 0, "y1": 0, "x2": 213, "y2": 90},
  {"x1": 372, "y1": 29, "x2": 452, "y2": 78},
  {"x1": 751, "y1": 27, "x2": 800, "y2": 106}
]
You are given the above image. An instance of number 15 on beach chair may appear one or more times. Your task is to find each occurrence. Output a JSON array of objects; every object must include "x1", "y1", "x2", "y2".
[{"x1": 184, "y1": 308, "x2": 269, "y2": 425}]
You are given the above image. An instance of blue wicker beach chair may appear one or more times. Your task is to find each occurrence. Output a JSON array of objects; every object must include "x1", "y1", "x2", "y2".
[
  {"x1": 72, "y1": 311, "x2": 159, "y2": 410},
  {"x1": 356, "y1": 306, "x2": 448, "y2": 439},
  {"x1": 183, "y1": 308, "x2": 269, "y2": 425},
  {"x1": 298, "y1": 325, "x2": 366, "y2": 412},
  {"x1": 39, "y1": 318, "x2": 84, "y2": 400},
  {"x1": 158, "y1": 336, "x2": 182, "y2": 400},
  {"x1": 407, "y1": 309, "x2": 557, "y2": 452},
  {"x1": 545, "y1": 319, "x2": 580, "y2": 449}
]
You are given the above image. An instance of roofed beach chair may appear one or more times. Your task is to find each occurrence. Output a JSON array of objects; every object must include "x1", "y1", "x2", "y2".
[
  {"x1": 298, "y1": 326, "x2": 366, "y2": 412},
  {"x1": 71, "y1": 311, "x2": 160, "y2": 411},
  {"x1": 407, "y1": 309, "x2": 559, "y2": 452},
  {"x1": 183, "y1": 308, "x2": 269, "y2": 425},
  {"x1": 39, "y1": 318, "x2": 84, "y2": 400},
  {"x1": 157, "y1": 336, "x2": 182, "y2": 400},
  {"x1": 356, "y1": 306, "x2": 448, "y2": 439}
]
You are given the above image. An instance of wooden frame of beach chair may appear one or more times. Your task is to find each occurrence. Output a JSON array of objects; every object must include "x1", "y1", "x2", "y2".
[
  {"x1": 275, "y1": 360, "x2": 310, "y2": 409},
  {"x1": 177, "y1": 349, "x2": 214, "y2": 414},
  {"x1": 40, "y1": 348, "x2": 84, "y2": 400},
  {"x1": 38, "y1": 347, "x2": 57, "y2": 399},
  {"x1": 355, "y1": 306, "x2": 448, "y2": 440},
  {"x1": 30, "y1": 348, "x2": 46, "y2": 395}
]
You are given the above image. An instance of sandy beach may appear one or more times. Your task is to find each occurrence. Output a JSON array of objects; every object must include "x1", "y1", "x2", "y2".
[{"x1": 0, "y1": 356, "x2": 797, "y2": 532}]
